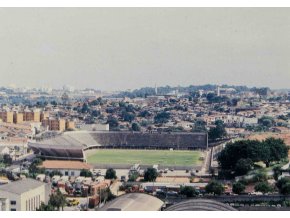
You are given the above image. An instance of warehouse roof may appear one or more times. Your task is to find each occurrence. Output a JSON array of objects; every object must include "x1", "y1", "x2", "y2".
[
  {"x1": 0, "y1": 178, "x2": 46, "y2": 195},
  {"x1": 99, "y1": 193, "x2": 164, "y2": 211}
]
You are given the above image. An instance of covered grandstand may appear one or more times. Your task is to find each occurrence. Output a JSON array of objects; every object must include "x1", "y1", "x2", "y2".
[
  {"x1": 28, "y1": 131, "x2": 208, "y2": 160},
  {"x1": 99, "y1": 194, "x2": 236, "y2": 211},
  {"x1": 165, "y1": 199, "x2": 237, "y2": 211}
]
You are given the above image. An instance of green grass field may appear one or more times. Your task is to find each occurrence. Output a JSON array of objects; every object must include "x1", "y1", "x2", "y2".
[{"x1": 86, "y1": 149, "x2": 203, "y2": 166}]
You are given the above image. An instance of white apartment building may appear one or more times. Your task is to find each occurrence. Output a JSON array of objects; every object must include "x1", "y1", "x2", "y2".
[{"x1": 0, "y1": 178, "x2": 50, "y2": 211}]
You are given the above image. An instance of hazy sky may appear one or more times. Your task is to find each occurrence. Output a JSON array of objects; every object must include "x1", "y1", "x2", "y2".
[{"x1": 0, "y1": 8, "x2": 289, "y2": 91}]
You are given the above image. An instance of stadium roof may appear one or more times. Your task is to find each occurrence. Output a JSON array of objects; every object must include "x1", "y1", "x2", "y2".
[
  {"x1": 165, "y1": 199, "x2": 237, "y2": 211},
  {"x1": 99, "y1": 193, "x2": 164, "y2": 211}
]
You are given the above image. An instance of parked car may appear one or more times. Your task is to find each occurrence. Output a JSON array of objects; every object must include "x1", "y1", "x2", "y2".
[{"x1": 67, "y1": 199, "x2": 80, "y2": 206}]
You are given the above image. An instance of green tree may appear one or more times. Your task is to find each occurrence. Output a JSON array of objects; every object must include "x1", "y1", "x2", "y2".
[
  {"x1": 218, "y1": 140, "x2": 260, "y2": 170},
  {"x1": 49, "y1": 189, "x2": 67, "y2": 211},
  {"x1": 105, "y1": 168, "x2": 117, "y2": 180},
  {"x1": 261, "y1": 138, "x2": 288, "y2": 167},
  {"x1": 218, "y1": 138, "x2": 288, "y2": 171},
  {"x1": 49, "y1": 170, "x2": 63, "y2": 178},
  {"x1": 144, "y1": 168, "x2": 158, "y2": 182},
  {"x1": 235, "y1": 158, "x2": 253, "y2": 176},
  {"x1": 192, "y1": 120, "x2": 207, "y2": 132},
  {"x1": 252, "y1": 172, "x2": 268, "y2": 183},
  {"x1": 232, "y1": 182, "x2": 246, "y2": 195},
  {"x1": 80, "y1": 169, "x2": 93, "y2": 177},
  {"x1": 276, "y1": 178, "x2": 290, "y2": 195},
  {"x1": 131, "y1": 122, "x2": 141, "y2": 131},
  {"x1": 122, "y1": 111, "x2": 135, "y2": 123},
  {"x1": 29, "y1": 158, "x2": 45, "y2": 178},
  {"x1": 81, "y1": 103, "x2": 90, "y2": 113},
  {"x1": 180, "y1": 186, "x2": 197, "y2": 197},
  {"x1": 128, "y1": 172, "x2": 139, "y2": 182},
  {"x1": 107, "y1": 116, "x2": 119, "y2": 128},
  {"x1": 37, "y1": 202, "x2": 55, "y2": 211},
  {"x1": 254, "y1": 181, "x2": 273, "y2": 194},
  {"x1": 205, "y1": 180, "x2": 225, "y2": 195},
  {"x1": 280, "y1": 183, "x2": 290, "y2": 195},
  {"x1": 91, "y1": 110, "x2": 101, "y2": 117},
  {"x1": 208, "y1": 120, "x2": 227, "y2": 141},
  {"x1": 258, "y1": 116, "x2": 274, "y2": 128},
  {"x1": 273, "y1": 166, "x2": 282, "y2": 181},
  {"x1": 3, "y1": 154, "x2": 12, "y2": 166},
  {"x1": 154, "y1": 111, "x2": 170, "y2": 124}
]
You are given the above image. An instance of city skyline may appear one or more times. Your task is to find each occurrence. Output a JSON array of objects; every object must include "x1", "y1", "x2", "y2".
[{"x1": 0, "y1": 8, "x2": 289, "y2": 91}]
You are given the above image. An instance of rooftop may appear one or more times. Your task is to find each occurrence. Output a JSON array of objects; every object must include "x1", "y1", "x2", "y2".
[
  {"x1": 40, "y1": 160, "x2": 91, "y2": 170},
  {"x1": 99, "y1": 193, "x2": 164, "y2": 211},
  {"x1": 0, "y1": 178, "x2": 46, "y2": 195}
]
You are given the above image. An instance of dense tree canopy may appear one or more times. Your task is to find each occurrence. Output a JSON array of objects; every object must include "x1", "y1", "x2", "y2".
[
  {"x1": 218, "y1": 138, "x2": 288, "y2": 173},
  {"x1": 232, "y1": 182, "x2": 246, "y2": 194},
  {"x1": 80, "y1": 169, "x2": 93, "y2": 177},
  {"x1": 261, "y1": 138, "x2": 289, "y2": 167},
  {"x1": 276, "y1": 178, "x2": 290, "y2": 195},
  {"x1": 180, "y1": 186, "x2": 198, "y2": 197},
  {"x1": 144, "y1": 168, "x2": 158, "y2": 182},
  {"x1": 1, "y1": 154, "x2": 12, "y2": 166},
  {"x1": 49, "y1": 189, "x2": 67, "y2": 211},
  {"x1": 234, "y1": 158, "x2": 253, "y2": 176},
  {"x1": 205, "y1": 180, "x2": 225, "y2": 195},
  {"x1": 154, "y1": 111, "x2": 170, "y2": 124},
  {"x1": 131, "y1": 122, "x2": 141, "y2": 131},
  {"x1": 107, "y1": 116, "x2": 119, "y2": 128},
  {"x1": 208, "y1": 120, "x2": 227, "y2": 141},
  {"x1": 254, "y1": 182, "x2": 273, "y2": 194},
  {"x1": 258, "y1": 116, "x2": 274, "y2": 128},
  {"x1": 105, "y1": 168, "x2": 117, "y2": 180}
]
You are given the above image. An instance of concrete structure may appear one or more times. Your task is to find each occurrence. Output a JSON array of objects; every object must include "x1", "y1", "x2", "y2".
[
  {"x1": 40, "y1": 111, "x2": 49, "y2": 122},
  {"x1": 29, "y1": 131, "x2": 208, "y2": 160},
  {"x1": 65, "y1": 120, "x2": 75, "y2": 130},
  {"x1": 78, "y1": 124, "x2": 109, "y2": 131},
  {"x1": 13, "y1": 113, "x2": 23, "y2": 124},
  {"x1": 99, "y1": 193, "x2": 164, "y2": 211},
  {"x1": 40, "y1": 160, "x2": 91, "y2": 176},
  {"x1": 87, "y1": 131, "x2": 208, "y2": 150},
  {"x1": 165, "y1": 199, "x2": 237, "y2": 211},
  {"x1": 23, "y1": 110, "x2": 41, "y2": 122},
  {"x1": 42, "y1": 118, "x2": 66, "y2": 131},
  {"x1": 0, "y1": 178, "x2": 50, "y2": 211},
  {"x1": 0, "y1": 111, "x2": 13, "y2": 123}
]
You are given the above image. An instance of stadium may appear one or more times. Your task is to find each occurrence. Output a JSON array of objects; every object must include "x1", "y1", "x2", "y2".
[{"x1": 28, "y1": 131, "x2": 208, "y2": 167}]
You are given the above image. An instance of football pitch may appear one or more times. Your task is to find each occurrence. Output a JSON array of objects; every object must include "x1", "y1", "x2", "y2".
[{"x1": 86, "y1": 149, "x2": 203, "y2": 166}]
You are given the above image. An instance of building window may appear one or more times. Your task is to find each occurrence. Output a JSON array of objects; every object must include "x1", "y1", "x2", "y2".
[
  {"x1": 71, "y1": 171, "x2": 74, "y2": 176},
  {"x1": 65, "y1": 171, "x2": 69, "y2": 176},
  {"x1": 10, "y1": 201, "x2": 16, "y2": 205},
  {"x1": 11, "y1": 209, "x2": 16, "y2": 211}
]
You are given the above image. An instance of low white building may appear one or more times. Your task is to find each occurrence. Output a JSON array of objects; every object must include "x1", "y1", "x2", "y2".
[
  {"x1": 40, "y1": 160, "x2": 91, "y2": 177},
  {"x1": 0, "y1": 178, "x2": 50, "y2": 211}
]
